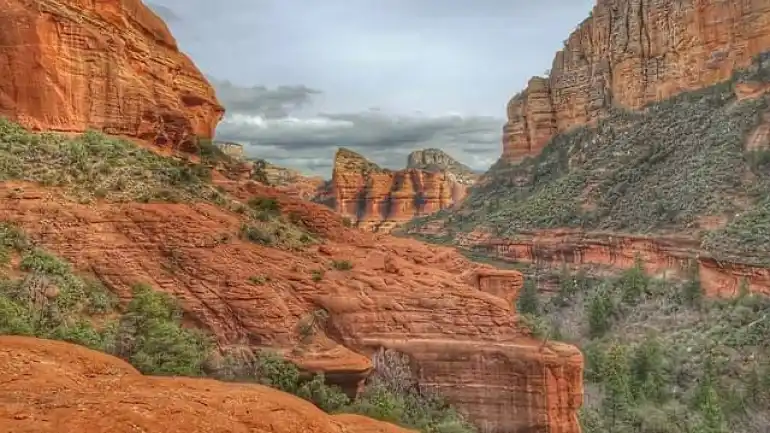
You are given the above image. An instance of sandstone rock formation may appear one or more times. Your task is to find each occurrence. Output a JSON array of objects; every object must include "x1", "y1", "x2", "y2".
[
  {"x1": 215, "y1": 140, "x2": 246, "y2": 159},
  {"x1": 503, "y1": 0, "x2": 770, "y2": 162},
  {"x1": 331, "y1": 148, "x2": 477, "y2": 232},
  {"x1": 0, "y1": 180, "x2": 582, "y2": 433},
  {"x1": 0, "y1": 0, "x2": 223, "y2": 150},
  {"x1": 409, "y1": 223, "x2": 770, "y2": 298},
  {"x1": 406, "y1": 148, "x2": 478, "y2": 185},
  {"x1": 250, "y1": 158, "x2": 328, "y2": 201},
  {"x1": 0, "y1": 336, "x2": 414, "y2": 433}
]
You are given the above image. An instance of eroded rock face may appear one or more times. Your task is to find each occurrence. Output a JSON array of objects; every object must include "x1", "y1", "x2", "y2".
[
  {"x1": 249, "y1": 159, "x2": 328, "y2": 201},
  {"x1": 406, "y1": 148, "x2": 478, "y2": 185},
  {"x1": 0, "y1": 0, "x2": 223, "y2": 150},
  {"x1": 331, "y1": 148, "x2": 477, "y2": 232},
  {"x1": 0, "y1": 336, "x2": 414, "y2": 433},
  {"x1": 408, "y1": 223, "x2": 770, "y2": 297},
  {"x1": 503, "y1": 0, "x2": 770, "y2": 162},
  {"x1": 0, "y1": 181, "x2": 583, "y2": 433}
]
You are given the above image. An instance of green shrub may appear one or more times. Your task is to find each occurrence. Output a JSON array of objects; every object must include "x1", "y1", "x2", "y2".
[
  {"x1": 517, "y1": 278, "x2": 540, "y2": 315},
  {"x1": 331, "y1": 260, "x2": 353, "y2": 270},
  {"x1": 408, "y1": 58, "x2": 770, "y2": 265},
  {"x1": 517, "y1": 264, "x2": 770, "y2": 433},
  {"x1": 113, "y1": 283, "x2": 212, "y2": 376},
  {"x1": 239, "y1": 223, "x2": 275, "y2": 245},
  {"x1": 0, "y1": 224, "x2": 473, "y2": 432},
  {"x1": 349, "y1": 349, "x2": 477, "y2": 433},
  {"x1": 248, "y1": 196, "x2": 281, "y2": 214}
]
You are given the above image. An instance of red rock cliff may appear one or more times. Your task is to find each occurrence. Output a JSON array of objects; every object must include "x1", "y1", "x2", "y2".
[
  {"x1": 0, "y1": 181, "x2": 583, "y2": 433},
  {"x1": 0, "y1": 0, "x2": 223, "y2": 149},
  {"x1": 331, "y1": 148, "x2": 476, "y2": 232},
  {"x1": 503, "y1": 0, "x2": 770, "y2": 162}
]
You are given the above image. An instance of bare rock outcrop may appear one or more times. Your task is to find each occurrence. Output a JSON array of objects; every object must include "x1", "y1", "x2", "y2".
[
  {"x1": 331, "y1": 148, "x2": 476, "y2": 232},
  {"x1": 0, "y1": 0, "x2": 224, "y2": 150},
  {"x1": 503, "y1": 0, "x2": 770, "y2": 162}
]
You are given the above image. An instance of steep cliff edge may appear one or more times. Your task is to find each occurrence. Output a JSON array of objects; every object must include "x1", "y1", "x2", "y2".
[
  {"x1": 503, "y1": 0, "x2": 770, "y2": 162},
  {"x1": 0, "y1": 0, "x2": 223, "y2": 151},
  {"x1": 331, "y1": 148, "x2": 477, "y2": 232},
  {"x1": 407, "y1": 58, "x2": 770, "y2": 295}
]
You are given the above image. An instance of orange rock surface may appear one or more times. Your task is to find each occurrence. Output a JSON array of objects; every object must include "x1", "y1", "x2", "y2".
[
  {"x1": 408, "y1": 223, "x2": 770, "y2": 298},
  {"x1": 0, "y1": 180, "x2": 582, "y2": 433},
  {"x1": 502, "y1": 0, "x2": 770, "y2": 162},
  {"x1": 0, "y1": 0, "x2": 223, "y2": 150},
  {"x1": 331, "y1": 148, "x2": 476, "y2": 232},
  {"x1": 0, "y1": 336, "x2": 414, "y2": 433}
]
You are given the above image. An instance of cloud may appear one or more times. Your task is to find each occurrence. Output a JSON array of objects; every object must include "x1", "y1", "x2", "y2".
[
  {"x1": 147, "y1": 2, "x2": 181, "y2": 22},
  {"x1": 210, "y1": 79, "x2": 321, "y2": 119},
  {"x1": 212, "y1": 81, "x2": 503, "y2": 176}
]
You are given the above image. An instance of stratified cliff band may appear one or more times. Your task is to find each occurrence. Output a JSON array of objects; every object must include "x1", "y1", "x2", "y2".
[
  {"x1": 504, "y1": 0, "x2": 770, "y2": 162},
  {"x1": 0, "y1": 0, "x2": 224, "y2": 150}
]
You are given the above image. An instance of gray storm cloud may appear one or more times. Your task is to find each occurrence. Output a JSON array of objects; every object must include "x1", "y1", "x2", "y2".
[
  {"x1": 147, "y1": 0, "x2": 595, "y2": 176},
  {"x1": 211, "y1": 80, "x2": 503, "y2": 176}
]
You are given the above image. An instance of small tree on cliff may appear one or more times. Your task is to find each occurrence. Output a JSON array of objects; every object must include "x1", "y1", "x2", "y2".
[
  {"x1": 602, "y1": 344, "x2": 633, "y2": 430},
  {"x1": 517, "y1": 278, "x2": 540, "y2": 315}
]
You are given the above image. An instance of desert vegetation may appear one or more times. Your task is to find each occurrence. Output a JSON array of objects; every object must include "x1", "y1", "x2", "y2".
[
  {"x1": 0, "y1": 118, "x2": 316, "y2": 249},
  {"x1": 408, "y1": 54, "x2": 770, "y2": 266},
  {"x1": 0, "y1": 223, "x2": 476, "y2": 433},
  {"x1": 517, "y1": 262, "x2": 770, "y2": 433}
]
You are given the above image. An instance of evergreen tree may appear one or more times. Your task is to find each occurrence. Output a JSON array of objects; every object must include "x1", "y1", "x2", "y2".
[
  {"x1": 517, "y1": 278, "x2": 540, "y2": 315},
  {"x1": 602, "y1": 344, "x2": 633, "y2": 430}
]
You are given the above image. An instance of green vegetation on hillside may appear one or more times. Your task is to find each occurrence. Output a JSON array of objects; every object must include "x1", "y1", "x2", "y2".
[
  {"x1": 0, "y1": 223, "x2": 475, "y2": 433},
  {"x1": 408, "y1": 54, "x2": 770, "y2": 265},
  {"x1": 0, "y1": 118, "x2": 316, "y2": 249},
  {"x1": 518, "y1": 263, "x2": 770, "y2": 433}
]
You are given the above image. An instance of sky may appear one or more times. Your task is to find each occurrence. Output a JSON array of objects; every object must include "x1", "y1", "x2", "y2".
[{"x1": 147, "y1": 0, "x2": 595, "y2": 176}]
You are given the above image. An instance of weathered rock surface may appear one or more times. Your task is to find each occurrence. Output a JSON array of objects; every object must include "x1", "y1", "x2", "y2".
[
  {"x1": 406, "y1": 148, "x2": 478, "y2": 185},
  {"x1": 0, "y1": 180, "x2": 582, "y2": 433},
  {"x1": 0, "y1": 0, "x2": 223, "y2": 150},
  {"x1": 503, "y1": 0, "x2": 770, "y2": 162},
  {"x1": 0, "y1": 336, "x2": 414, "y2": 433},
  {"x1": 331, "y1": 148, "x2": 476, "y2": 232},
  {"x1": 408, "y1": 223, "x2": 770, "y2": 297}
]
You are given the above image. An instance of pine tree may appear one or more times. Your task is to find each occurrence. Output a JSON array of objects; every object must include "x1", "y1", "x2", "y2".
[
  {"x1": 602, "y1": 344, "x2": 633, "y2": 430},
  {"x1": 517, "y1": 278, "x2": 540, "y2": 315}
]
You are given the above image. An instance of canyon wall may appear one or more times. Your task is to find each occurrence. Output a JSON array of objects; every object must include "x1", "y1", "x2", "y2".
[
  {"x1": 0, "y1": 0, "x2": 223, "y2": 151},
  {"x1": 503, "y1": 0, "x2": 770, "y2": 162},
  {"x1": 331, "y1": 148, "x2": 477, "y2": 232},
  {"x1": 409, "y1": 222, "x2": 770, "y2": 298},
  {"x1": 0, "y1": 181, "x2": 583, "y2": 433}
]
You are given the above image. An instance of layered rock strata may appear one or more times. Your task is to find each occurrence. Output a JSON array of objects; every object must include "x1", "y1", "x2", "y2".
[
  {"x1": 503, "y1": 0, "x2": 770, "y2": 162},
  {"x1": 331, "y1": 148, "x2": 477, "y2": 232},
  {"x1": 0, "y1": 181, "x2": 583, "y2": 433},
  {"x1": 408, "y1": 223, "x2": 770, "y2": 297},
  {"x1": 0, "y1": 0, "x2": 223, "y2": 150}
]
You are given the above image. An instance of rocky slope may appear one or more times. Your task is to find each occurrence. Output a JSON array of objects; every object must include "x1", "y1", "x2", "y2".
[
  {"x1": 330, "y1": 148, "x2": 477, "y2": 232},
  {"x1": 406, "y1": 0, "x2": 770, "y2": 295},
  {"x1": 503, "y1": 0, "x2": 770, "y2": 163},
  {"x1": 0, "y1": 1, "x2": 586, "y2": 431},
  {"x1": 407, "y1": 61, "x2": 770, "y2": 295},
  {"x1": 0, "y1": 175, "x2": 581, "y2": 433},
  {"x1": 0, "y1": 336, "x2": 413, "y2": 433},
  {"x1": 0, "y1": 0, "x2": 223, "y2": 151}
]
